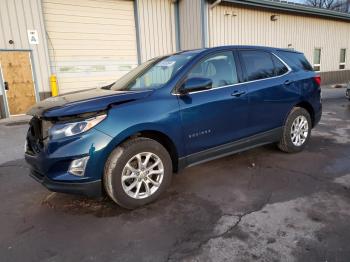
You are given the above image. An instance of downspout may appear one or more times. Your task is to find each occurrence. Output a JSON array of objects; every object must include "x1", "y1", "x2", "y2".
[
  {"x1": 210, "y1": 0, "x2": 222, "y2": 9},
  {"x1": 205, "y1": 0, "x2": 222, "y2": 48},
  {"x1": 133, "y1": 0, "x2": 142, "y2": 64},
  {"x1": 172, "y1": 0, "x2": 181, "y2": 51},
  {"x1": 201, "y1": 0, "x2": 209, "y2": 48}
]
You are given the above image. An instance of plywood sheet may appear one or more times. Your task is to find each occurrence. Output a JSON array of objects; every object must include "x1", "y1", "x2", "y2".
[{"x1": 0, "y1": 51, "x2": 36, "y2": 115}]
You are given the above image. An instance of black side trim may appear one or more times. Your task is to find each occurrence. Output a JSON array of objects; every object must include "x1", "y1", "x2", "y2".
[
  {"x1": 30, "y1": 170, "x2": 102, "y2": 197},
  {"x1": 178, "y1": 127, "x2": 282, "y2": 169}
]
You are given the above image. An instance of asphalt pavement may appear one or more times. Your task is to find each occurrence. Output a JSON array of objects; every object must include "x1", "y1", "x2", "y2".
[{"x1": 0, "y1": 87, "x2": 349, "y2": 262}]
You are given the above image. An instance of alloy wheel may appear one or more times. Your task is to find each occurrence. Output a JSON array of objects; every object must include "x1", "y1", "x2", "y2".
[
  {"x1": 121, "y1": 152, "x2": 164, "y2": 199},
  {"x1": 290, "y1": 115, "x2": 309, "y2": 146}
]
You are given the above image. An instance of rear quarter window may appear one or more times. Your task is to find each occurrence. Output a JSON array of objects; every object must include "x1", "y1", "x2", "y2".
[
  {"x1": 272, "y1": 55, "x2": 289, "y2": 76},
  {"x1": 276, "y1": 50, "x2": 313, "y2": 72}
]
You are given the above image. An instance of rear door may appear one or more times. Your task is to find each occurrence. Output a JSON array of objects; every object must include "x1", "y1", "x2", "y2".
[
  {"x1": 238, "y1": 49, "x2": 298, "y2": 136},
  {"x1": 178, "y1": 50, "x2": 249, "y2": 155}
]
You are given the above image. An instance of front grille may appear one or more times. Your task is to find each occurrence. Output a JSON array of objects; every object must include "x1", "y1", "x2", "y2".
[
  {"x1": 41, "y1": 120, "x2": 52, "y2": 140},
  {"x1": 26, "y1": 117, "x2": 44, "y2": 154}
]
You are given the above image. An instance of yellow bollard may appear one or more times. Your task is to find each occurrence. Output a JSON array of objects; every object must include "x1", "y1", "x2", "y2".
[{"x1": 50, "y1": 74, "x2": 59, "y2": 97}]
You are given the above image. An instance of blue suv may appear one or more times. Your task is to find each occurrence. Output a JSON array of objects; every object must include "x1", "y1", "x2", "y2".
[{"x1": 25, "y1": 46, "x2": 322, "y2": 209}]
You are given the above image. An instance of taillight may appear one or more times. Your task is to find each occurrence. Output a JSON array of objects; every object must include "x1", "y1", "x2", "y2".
[{"x1": 313, "y1": 75, "x2": 321, "y2": 86}]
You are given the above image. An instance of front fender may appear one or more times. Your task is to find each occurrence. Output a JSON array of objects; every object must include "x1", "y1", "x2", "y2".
[
  {"x1": 94, "y1": 94, "x2": 185, "y2": 165},
  {"x1": 106, "y1": 123, "x2": 182, "y2": 153}
]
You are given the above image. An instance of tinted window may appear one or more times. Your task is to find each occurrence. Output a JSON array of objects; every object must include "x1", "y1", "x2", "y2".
[
  {"x1": 240, "y1": 51, "x2": 275, "y2": 81},
  {"x1": 188, "y1": 51, "x2": 238, "y2": 88},
  {"x1": 272, "y1": 55, "x2": 289, "y2": 76},
  {"x1": 276, "y1": 50, "x2": 313, "y2": 71}
]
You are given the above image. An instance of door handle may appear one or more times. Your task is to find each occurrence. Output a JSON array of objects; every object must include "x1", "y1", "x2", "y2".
[
  {"x1": 4, "y1": 81, "x2": 9, "y2": 91},
  {"x1": 231, "y1": 90, "x2": 246, "y2": 97},
  {"x1": 284, "y1": 80, "x2": 293, "y2": 85}
]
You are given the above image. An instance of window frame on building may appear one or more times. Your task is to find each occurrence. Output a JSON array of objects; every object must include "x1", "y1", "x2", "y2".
[
  {"x1": 339, "y1": 48, "x2": 346, "y2": 70},
  {"x1": 313, "y1": 48, "x2": 321, "y2": 72}
]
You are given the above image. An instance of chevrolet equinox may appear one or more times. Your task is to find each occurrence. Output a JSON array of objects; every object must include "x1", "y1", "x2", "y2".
[{"x1": 25, "y1": 46, "x2": 322, "y2": 209}]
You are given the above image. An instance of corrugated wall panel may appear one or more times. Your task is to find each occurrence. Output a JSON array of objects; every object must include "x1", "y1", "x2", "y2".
[
  {"x1": 179, "y1": 0, "x2": 203, "y2": 50},
  {"x1": 0, "y1": 0, "x2": 51, "y2": 95},
  {"x1": 137, "y1": 0, "x2": 177, "y2": 62},
  {"x1": 43, "y1": 0, "x2": 138, "y2": 93},
  {"x1": 208, "y1": 3, "x2": 350, "y2": 72}
]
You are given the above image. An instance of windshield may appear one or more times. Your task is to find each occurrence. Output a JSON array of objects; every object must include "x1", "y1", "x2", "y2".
[{"x1": 111, "y1": 53, "x2": 194, "y2": 91}]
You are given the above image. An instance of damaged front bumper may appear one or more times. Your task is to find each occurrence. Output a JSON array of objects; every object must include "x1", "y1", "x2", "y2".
[
  {"x1": 29, "y1": 168, "x2": 102, "y2": 197},
  {"x1": 25, "y1": 116, "x2": 113, "y2": 197}
]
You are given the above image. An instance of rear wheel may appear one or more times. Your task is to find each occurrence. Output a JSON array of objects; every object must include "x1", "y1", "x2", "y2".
[
  {"x1": 104, "y1": 137, "x2": 172, "y2": 209},
  {"x1": 278, "y1": 107, "x2": 312, "y2": 153}
]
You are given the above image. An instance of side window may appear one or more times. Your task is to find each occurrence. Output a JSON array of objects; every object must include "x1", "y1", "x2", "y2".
[
  {"x1": 272, "y1": 55, "x2": 289, "y2": 76},
  {"x1": 339, "y1": 48, "x2": 346, "y2": 70},
  {"x1": 275, "y1": 51, "x2": 313, "y2": 72},
  {"x1": 187, "y1": 51, "x2": 238, "y2": 88},
  {"x1": 240, "y1": 51, "x2": 275, "y2": 81},
  {"x1": 313, "y1": 48, "x2": 321, "y2": 71}
]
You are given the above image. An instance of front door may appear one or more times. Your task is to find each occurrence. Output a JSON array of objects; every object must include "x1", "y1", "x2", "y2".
[
  {"x1": 0, "y1": 51, "x2": 37, "y2": 115},
  {"x1": 178, "y1": 51, "x2": 249, "y2": 156}
]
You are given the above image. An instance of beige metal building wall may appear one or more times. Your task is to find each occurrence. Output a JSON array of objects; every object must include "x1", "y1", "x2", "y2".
[
  {"x1": 0, "y1": 0, "x2": 51, "y2": 96},
  {"x1": 208, "y1": 3, "x2": 350, "y2": 72},
  {"x1": 137, "y1": 0, "x2": 177, "y2": 62},
  {"x1": 179, "y1": 0, "x2": 203, "y2": 50},
  {"x1": 42, "y1": 0, "x2": 138, "y2": 93}
]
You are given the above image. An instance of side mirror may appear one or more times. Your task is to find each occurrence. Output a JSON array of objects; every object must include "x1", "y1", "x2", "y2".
[{"x1": 180, "y1": 77, "x2": 213, "y2": 94}]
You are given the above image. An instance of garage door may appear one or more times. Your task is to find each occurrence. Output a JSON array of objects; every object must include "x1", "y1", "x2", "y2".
[{"x1": 42, "y1": 0, "x2": 138, "y2": 94}]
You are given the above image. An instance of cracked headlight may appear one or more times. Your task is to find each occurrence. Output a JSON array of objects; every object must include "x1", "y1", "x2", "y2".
[{"x1": 49, "y1": 114, "x2": 107, "y2": 140}]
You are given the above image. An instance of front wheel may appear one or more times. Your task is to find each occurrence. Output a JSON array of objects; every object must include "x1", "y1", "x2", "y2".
[
  {"x1": 278, "y1": 107, "x2": 312, "y2": 153},
  {"x1": 104, "y1": 137, "x2": 172, "y2": 209}
]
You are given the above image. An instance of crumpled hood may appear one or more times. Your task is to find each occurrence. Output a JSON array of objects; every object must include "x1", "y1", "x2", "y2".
[{"x1": 27, "y1": 88, "x2": 153, "y2": 118}]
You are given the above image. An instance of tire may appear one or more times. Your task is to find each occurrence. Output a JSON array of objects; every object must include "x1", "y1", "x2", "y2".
[
  {"x1": 278, "y1": 107, "x2": 312, "y2": 153},
  {"x1": 104, "y1": 137, "x2": 172, "y2": 209}
]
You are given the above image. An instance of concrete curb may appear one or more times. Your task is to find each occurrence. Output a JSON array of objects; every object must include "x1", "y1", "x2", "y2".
[{"x1": 0, "y1": 115, "x2": 31, "y2": 126}]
